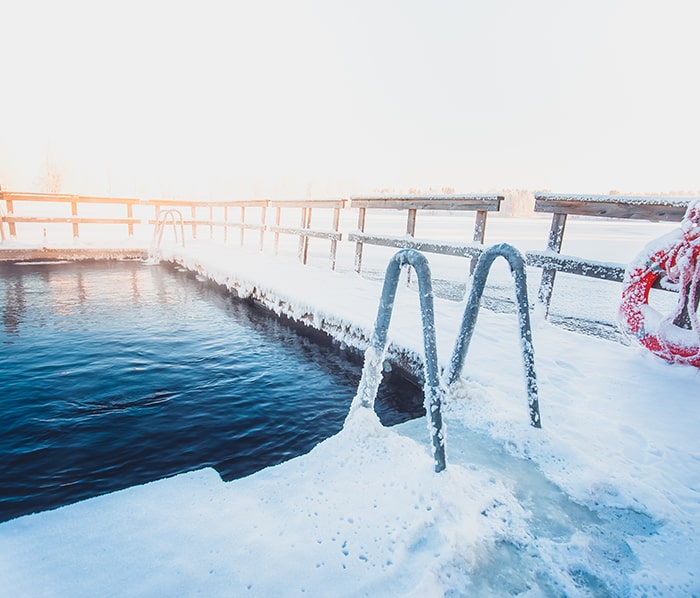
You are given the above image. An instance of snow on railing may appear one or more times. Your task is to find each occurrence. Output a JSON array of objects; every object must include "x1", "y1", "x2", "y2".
[
  {"x1": 530, "y1": 193, "x2": 699, "y2": 317},
  {"x1": 348, "y1": 195, "x2": 503, "y2": 274},
  {"x1": 267, "y1": 200, "x2": 345, "y2": 270}
]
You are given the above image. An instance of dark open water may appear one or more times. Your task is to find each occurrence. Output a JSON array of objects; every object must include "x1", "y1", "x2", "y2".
[{"x1": 0, "y1": 260, "x2": 423, "y2": 522}]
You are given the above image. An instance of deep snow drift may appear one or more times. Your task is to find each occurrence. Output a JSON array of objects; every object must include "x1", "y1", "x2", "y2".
[{"x1": 1, "y1": 226, "x2": 699, "y2": 596}]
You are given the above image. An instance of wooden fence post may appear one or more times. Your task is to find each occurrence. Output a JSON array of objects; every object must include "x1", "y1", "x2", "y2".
[
  {"x1": 299, "y1": 207, "x2": 312, "y2": 264},
  {"x1": 224, "y1": 206, "x2": 229, "y2": 243},
  {"x1": 274, "y1": 207, "x2": 281, "y2": 255},
  {"x1": 71, "y1": 196, "x2": 79, "y2": 238},
  {"x1": 330, "y1": 205, "x2": 340, "y2": 270},
  {"x1": 470, "y1": 209, "x2": 489, "y2": 274},
  {"x1": 190, "y1": 205, "x2": 197, "y2": 239},
  {"x1": 354, "y1": 207, "x2": 366, "y2": 272},
  {"x1": 5, "y1": 196, "x2": 16, "y2": 237},
  {"x1": 259, "y1": 204, "x2": 267, "y2": 252},
  {"x1": 537, "y1": 212, "x2": 568, "y2": 315},
  {"x1": 127, "y1": 203, "x2": 134, "y2": 236}
]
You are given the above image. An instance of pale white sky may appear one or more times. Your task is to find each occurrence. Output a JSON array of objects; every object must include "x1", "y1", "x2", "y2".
[{"x1": 1, "y1": 0, "x2": 698, "y2": 200}]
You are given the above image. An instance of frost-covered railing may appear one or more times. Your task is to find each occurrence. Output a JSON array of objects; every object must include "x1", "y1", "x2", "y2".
[
  {"x1": 529, "y1": 193, "x2": 696, "y2": 316},
  {"x1": 352, "y1": 246, "x2": 540, "y2": 474},
  {"x1": 147, "y1": 198, "x2": 269, "y2": 247},
  {"x1": 268, "y1": 200, "x2": 345, "y2": 270},
  {"x1": 348, "y1": 195, "x2": 503, "y2": 274}
]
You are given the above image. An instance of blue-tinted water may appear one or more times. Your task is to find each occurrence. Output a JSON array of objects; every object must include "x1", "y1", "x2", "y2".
[{"x1": 0, "y1": 260, "x2": 423, "y2": 522}]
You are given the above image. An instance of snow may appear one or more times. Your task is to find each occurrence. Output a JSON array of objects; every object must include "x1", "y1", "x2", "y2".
[
  {"x1": 1, "y1": 223, "x2": 700, "y2": 596},
  {"x1": 536, "y1": 193, "x2": 697, "y2": 208}
]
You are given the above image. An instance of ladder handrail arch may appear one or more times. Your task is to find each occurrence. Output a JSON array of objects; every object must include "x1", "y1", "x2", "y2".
[
  {"x1": 447, "y1": 243, "x2": 541, "y2": 428},
  {"x1": 150, "y1": 209, "x2": 186, "y2": 261},
  {"x1": 348, "y1": 249, "x2": 447, "y2": 473}
]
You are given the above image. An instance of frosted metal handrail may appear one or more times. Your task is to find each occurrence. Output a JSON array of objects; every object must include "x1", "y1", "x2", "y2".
[
  {"x1": 354, "y1": 245, "x2": 541, "y2": 474},
  {"x1": 150, "y1": 209, "x2": 186, "y2": 259},
  {"x1": 447, "y1": 243, "x2": 541, "y2": 428},
  {"x1": 352, "y1": 249, "x2": 447, "y2": 472}
]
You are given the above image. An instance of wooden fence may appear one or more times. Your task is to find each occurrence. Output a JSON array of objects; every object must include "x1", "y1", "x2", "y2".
[
  {"x1": 0, "y1": 192, "x2": 142, "y2": 238},
  {"x1": 3, "y1": 190, "x2": 698, "y2": 320},
  {"x1": 526, "y1": 193, "x2": 694, "y2": 315},
  {"x1": 0, "y1": 191, "x2": 345, "y2": 268},
  {"x1": 348, "y1": 195, "x2": 503, "y2": 273}
]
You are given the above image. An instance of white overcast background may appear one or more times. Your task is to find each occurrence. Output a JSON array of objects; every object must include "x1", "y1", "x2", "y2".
[{"x1": 1, "y1": 0, "x2": 698, "y2": 199}]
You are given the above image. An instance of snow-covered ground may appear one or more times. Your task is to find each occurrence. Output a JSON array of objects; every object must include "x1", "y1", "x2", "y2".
[{"x1": 1, "y1": 218, "x2": 699, "y2": 596}]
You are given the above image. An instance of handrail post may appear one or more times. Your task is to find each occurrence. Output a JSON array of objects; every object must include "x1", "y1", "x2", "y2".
[
  {"x1": 224, "y1": 206, "x2": 229, "y2": 244},
  {"x1": 5, "y1": 196, "x2": 16, "y2": 237},
  {"x1": 537, "y1": 212, "x2": 567, "y2": 316},
  {"x1": 259, "y1": 203, "x2": 267, "y2": 252},
  {"x1": 71, "y1": 195, "x2": 79, "y2": 238},
  {"x1": 127, "y1": 203, "x2": 134, "y2": 237},
  {"x1": 447, "y1": 243, "x2": 541, "y2": 428},
  {"x1": 330, "y1": 205, "x2": 340, "y2": 270},
  {"x1": 0, "y1": 204, "x2": 6, "y2": 242},
  {"x1": 470, "y1": 209, "x2": 488, "y2": 274},
  {"x1": 354, "y1": 206, "x2": 366, "y2": 272},
  {"x1": 348, "y1": 248, "x2": 446, "y2": 472}
]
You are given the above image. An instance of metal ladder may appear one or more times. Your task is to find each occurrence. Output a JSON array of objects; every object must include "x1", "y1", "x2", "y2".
[
  {"x1": 150, "y1": 209, "x2": 185, "y2": 261},
  {"x1": 351, "y1": 244, "x2": 541, "y2": 473}
]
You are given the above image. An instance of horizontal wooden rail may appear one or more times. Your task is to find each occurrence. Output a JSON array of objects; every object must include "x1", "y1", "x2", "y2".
[
  {"x1": 531, "y1": 193, "x2": 696, "y2": 316},
  {"x1": 349, "y1": 195, "x2": 503, "y2": 273},
  {"x1": 346, "y1": 233, "x2": 483, "y2": 258},
  {"x1": 350, "y1": 195, "x2": 502, "y2": 211},
  {"x1": 267, "y1": 226, "x2": 342, "y2": 241},
  {"x1": 147, "y1": 199, "x2": 269, "y2": 208},
  {"x1": 534, "y1": 194, "x2": 689, "y2": 221},
  {"x1": 5, "y1": 216, "x2": 140, "y2": 226},
  {"x1": 1, "y1": 192, "x2": 142, "y2": 205}
]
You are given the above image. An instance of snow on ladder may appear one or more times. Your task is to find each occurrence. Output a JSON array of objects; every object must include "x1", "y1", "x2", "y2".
[{"x1": 349, "y1": 245, "x2": 541, "y2": 474}]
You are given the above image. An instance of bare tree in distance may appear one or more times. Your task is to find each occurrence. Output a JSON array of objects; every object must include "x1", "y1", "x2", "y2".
[{"x1": 37, "y1": 149, "x2": 63, "y2": 194}]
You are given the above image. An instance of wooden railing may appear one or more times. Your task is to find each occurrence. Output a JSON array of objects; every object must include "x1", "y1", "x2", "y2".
[
  {"x1": 348, "y1": 195, "x2": 503, "y2": 273},
  {"x1": 146, "y1": 198, "x2": 269, "y2": 247},
  {"x1": 0, "y1": 192, "x2": 346, "y2": 268},
  {"x1": 526, "y1": 193, "x2": 695, "y2": 315},
  {"x1": 0, "y1": 192, "x2": 142, "y2": 238},
  {"x1": 268, "y1": 200, "x2": 345, "y2": 269},
  {"x1": 4, "y1": 191, "x2": 697, "y2": 320}
]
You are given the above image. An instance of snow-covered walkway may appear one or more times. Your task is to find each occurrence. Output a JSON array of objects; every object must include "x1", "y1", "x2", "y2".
[{"x1": 1, "y1": 241, "x2": 699, "y2": 596}]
